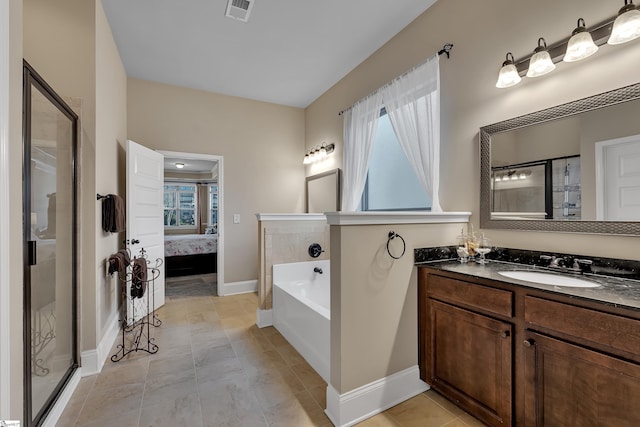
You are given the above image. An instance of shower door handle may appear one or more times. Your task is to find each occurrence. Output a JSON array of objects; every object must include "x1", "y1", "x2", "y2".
[{"x1": 28, "y1": 240, "x2": 37, "y2": 265}]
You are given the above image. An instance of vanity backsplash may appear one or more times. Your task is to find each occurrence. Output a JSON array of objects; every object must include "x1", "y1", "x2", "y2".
[{"x1": 414, "y1": 246, "x2": 640, "y2": 281}]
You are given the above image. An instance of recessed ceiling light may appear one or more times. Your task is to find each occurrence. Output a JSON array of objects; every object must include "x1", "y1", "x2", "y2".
[{"x1": 175, "y1": 162, "x2": 185, "y2": 169}]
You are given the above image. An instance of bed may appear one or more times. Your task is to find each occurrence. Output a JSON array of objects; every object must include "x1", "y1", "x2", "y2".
[{"x1": 164, "y1": 234, "x2": 218, "y2": 277}]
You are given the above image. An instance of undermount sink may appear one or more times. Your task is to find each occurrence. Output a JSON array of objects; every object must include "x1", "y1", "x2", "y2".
[{"x1": 498, "y1": 271, "x2": 600, "y2": 288}]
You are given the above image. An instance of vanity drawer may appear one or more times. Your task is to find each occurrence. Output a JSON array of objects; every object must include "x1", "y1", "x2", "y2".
[
  {"x1": 427, "y1": 275, "x2": 513, "y2": 318},
  {"x1": 524, "y1": 296, "x2": 640, "y2": 356}
]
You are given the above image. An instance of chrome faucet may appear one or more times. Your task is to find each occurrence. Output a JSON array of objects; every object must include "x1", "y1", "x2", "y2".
[
  {"x1": 313, "y1": 267, "x2": 323, "y2": 274},
  {"x1": 549, "y1": 256, "x2": 565, "y2": 268},
  {"x1": 542, "y1": 255, "x2": 592, "y2": 273}
]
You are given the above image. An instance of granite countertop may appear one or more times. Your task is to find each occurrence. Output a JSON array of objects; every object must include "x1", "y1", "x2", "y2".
[{"x1": 417, "y1": 259, "x2": 640, "y2": 312}]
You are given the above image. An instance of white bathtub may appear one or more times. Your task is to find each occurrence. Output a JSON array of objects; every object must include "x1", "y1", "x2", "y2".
[{"x1": 273, "y1": 260, "x2": 330, "y2": 382}]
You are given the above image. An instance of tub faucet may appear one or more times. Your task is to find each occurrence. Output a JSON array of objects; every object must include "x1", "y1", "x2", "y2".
[{"x1": 313, "y1": 267, "x2": 323, "y2": 274}]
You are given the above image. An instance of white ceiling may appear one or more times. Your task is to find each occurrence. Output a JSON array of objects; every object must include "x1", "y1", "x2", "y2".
[
  {"x1": 164, "y1": 157, "x2": 218, "y2": 176},
  {"x1": 101, "y1": 0, "x2": 438, "y2": 108}
]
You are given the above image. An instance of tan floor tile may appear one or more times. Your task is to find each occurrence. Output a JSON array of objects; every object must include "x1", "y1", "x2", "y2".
[
  {"x1": 267, "y1": 331, "x2": 291, "y2": 348},
  {"x1": 274, "y1": 342, "x2": 307, "y2": 366},
  {"x1": 92, "y1": 358, "x2": 149, "y2": 391},
  {"x1": 425, "y1": 390, "x2": 466, "y2": 417},
  {"x1": 139, "y1": 392, "x2": 203, "y2": 427},
  {"x1": 230, "y1": 334, "x2": 271, "y2": 356},
  {"x1": 356, "y1": 413, "x2": 403, "y2": 426},
  {"x1": 237, "y1": 348, "x2": 289, "y2": 378},
  {"x1": 458, "y1": 413, "x2": 488, "y2": 426},
  {"x1": 308, "y1": 385, "x2": 327, "y2": 409},
  {"x1": 75, "y1": 383, "x2": 145, "y2": 425},
  {"x1": 442, "y1": 419, "x2": 471, "y2": 427},
  {"x1": 75, "y1": 407, "x2": 140, "y2": 427},
  {"x1": 142, "y1": 364, "x2": 197, "y2": 408},
  {"x1": 57, "y1": 279, "x2": 490, "y2": 427},
  {"x1": 387, "y1": 393, "x2": 458, "y2": 427},
  {"x1": 198, "y1": 375, "x2": 265, "y2": 426},
  {"x1": 262, "y1": 390, "x2": 332, "y2": 427},
  {"x1": 250, "y1": 367, "x2": 307, "y2": 410},
  {"x1": 192, "y1": 342, "x2": 237, "y2": 368},
  {"x1": 195, "y1": 356, "x2": 245, "y2": 387},
  {"x1": 291, "y1": 361, "x2": 326, "y2": 390}
]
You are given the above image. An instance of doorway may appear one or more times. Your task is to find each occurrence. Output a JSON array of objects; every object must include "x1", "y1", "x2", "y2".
[
  {"x1": 595, "y1": 134, "x2": 640, "y2": 221},
  {"x1": 23, "y1": 62, "x2": 78, "y2": 426},
  {"x1": 158, "y1": 150, "x2": 225, "y2": 295}
]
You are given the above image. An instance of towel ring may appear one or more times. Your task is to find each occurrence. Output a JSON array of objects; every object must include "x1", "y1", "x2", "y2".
[{"x1": 386, "y1": 231, "x2": 406, "y2": 260}]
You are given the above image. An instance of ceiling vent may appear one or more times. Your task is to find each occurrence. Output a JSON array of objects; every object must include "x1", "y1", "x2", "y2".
[{"x1": 225, "y1": 0, "x2": 254, "y2": 23}]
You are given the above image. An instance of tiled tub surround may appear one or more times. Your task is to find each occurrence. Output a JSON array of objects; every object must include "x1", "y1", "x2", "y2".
[
  {"x1": 415, "y1": 247, "x2": 640, "y2": 310},
  {"x1": 256, "y1": 214, "x2": 330, "y2": 326}
]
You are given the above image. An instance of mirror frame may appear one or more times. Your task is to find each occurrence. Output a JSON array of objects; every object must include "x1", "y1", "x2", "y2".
[
  {"x1": 480, "y1": 82, "x2": 640, "y2": 236},
  {"x1": 305, "y1": 168, "x2": 341, "y2": 213}
]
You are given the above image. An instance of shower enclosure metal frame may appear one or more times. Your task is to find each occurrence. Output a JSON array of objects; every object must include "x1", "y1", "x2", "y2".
[{"x1": 22, "y1": 60, "x2": 79, "y2": 427}]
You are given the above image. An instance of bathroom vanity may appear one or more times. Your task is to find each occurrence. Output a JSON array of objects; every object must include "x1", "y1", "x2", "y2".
[{"x1": 418, "y1": 260, "x2": 640, "y2": 427}]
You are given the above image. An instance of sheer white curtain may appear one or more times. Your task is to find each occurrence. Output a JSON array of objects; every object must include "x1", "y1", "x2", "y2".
[
  {"x1": 341, "y1": 92, "x2": 383, "y2": 211},
  {"x1": 382, "y1": 54, "x2": 442, "y2": 212}
]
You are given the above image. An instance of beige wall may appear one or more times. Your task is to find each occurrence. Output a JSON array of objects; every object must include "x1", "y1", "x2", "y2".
[
  {"x1": 330, "y1": 222, "x2": 465, "y2": 392},
  {"x1": 24, "y1": 0, "x2": 99, "y2": 356},
  {"x1": 127, "y1": 78, "x2": 306, "y2": 283},
  {"x1": 306, "y1": 0, "x2": 640, "y2": 263},
  {"x1": 3, "y1": 0, "x2": 23, "y2": 419},
  {"x1": 95, "y1": 1, "x2": 127, "y2": 344}
]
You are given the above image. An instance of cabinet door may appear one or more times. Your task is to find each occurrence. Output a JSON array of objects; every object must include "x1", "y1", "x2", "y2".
[
  {"x1": 427, "y1": 299, "x2": 512, "y2": 427},
  {"x1": 524, "y1": 331, "x2": 640, "y2": 426}
]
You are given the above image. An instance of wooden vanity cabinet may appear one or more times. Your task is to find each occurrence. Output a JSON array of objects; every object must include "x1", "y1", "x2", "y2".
[
  {"x1": 421, "y1": 272, "x2": 514, "y2": 427},
  {"x1": 419, "y1": 267, "x2": 640, "y2": 427},
  {"x1": 523, "y1": 296, "x2": 640, "y2": 426},
  {"x1": 523, "y1": 331, "x2": 640, "y2": 427}
]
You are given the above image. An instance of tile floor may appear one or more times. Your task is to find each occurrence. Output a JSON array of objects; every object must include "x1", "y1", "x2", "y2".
[{"x1": 56, "y1": 275, "x2": 486, "y2": 427}]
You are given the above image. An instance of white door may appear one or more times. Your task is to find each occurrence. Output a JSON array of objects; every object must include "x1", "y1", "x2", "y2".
[
  {"x1": 126, "y1": 140, "x2": 165, "y2": 323},
  {"x1": 596, "y1": 135, "x2": 640, "y2": 221}
]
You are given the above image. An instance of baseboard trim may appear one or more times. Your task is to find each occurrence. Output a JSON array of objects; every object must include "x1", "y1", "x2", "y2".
[
  {"x1": 222, "y1": 279, "x2": 257, "y2": 296},
  {"x1": 325, "y1": 365, "x2": 429, "y2": 427},
  {"x1": 81, "y1": 310, "x2": 120, "y2": 376},
  {"x1": 256, "y1": 308, "x2": 273, "y2": 328},
  {"x1": 41, "y1": 368, "x2": 81, "y2": 427}
]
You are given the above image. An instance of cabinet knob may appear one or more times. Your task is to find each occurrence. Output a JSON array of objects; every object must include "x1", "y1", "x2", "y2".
[
  {"x1": 500, "y1": 331, "x2": 510, "y2": 339},
  {"x1": 523, "y1": 339, "x2": 535, "y2": 348}
]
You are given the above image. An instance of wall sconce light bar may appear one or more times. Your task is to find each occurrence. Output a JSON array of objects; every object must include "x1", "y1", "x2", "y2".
[
  {"x1": 511, "y1": 18, "x2": 616, "y2": 76},
  {"x1": 497, "y1": 2, "x2": 640, "y2": 88},
  {"x1": 303, "y1": 143, "x2": 335, "y2": 164}
]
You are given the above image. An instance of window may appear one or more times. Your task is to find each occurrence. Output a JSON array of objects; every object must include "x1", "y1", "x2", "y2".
[
  {"x1": 163, "y1": 184, "x2": 197, "y2": 227},
  {"x1": 362, "y1": 110, "x2": 431, "y2": 210},
  {"x1": 208, "y1": 184, "x2": 218, "y2": 230}
]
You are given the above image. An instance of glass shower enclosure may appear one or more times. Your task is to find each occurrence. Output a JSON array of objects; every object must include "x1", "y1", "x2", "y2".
[{"x1": 23, "y1": 61, "x2": 78, "y2": 426}]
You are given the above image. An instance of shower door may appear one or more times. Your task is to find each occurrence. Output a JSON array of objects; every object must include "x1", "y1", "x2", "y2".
[{"x1": 23, "y1": 61, "x2": 78, "y2": 426}]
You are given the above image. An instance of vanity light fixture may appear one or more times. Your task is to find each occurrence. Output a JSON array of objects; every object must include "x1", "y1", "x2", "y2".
[
  {"x1": 303, "y1": 143, "x2": 335, "y2": 165},
  {"x1": 564, "y1": 18, "x2": 599, "y2": 62},
  {"x1": 495, "y1": 52, "x2": 522, "y2": 88},
  {"x1": 608, "y1": 0, "x2": 640, "y2": 45},
  {"x1": 175, "y1": 162, "x2": 185, "y2": 169},
  {"x1": 526, "y1": 38, "x2": 556, "y2": 77},
  {"x1": 496, "y1": 1, "x2": 640, "y2": 89}
]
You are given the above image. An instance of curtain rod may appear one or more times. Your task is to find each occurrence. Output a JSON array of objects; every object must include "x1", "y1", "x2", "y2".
[{"x1": 338, "y1": 43, "x2": 453, "y2": 117}]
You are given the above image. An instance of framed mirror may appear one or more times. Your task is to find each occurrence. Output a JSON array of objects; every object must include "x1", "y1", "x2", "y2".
[
  {"x1": 480, "y1": 82, "x2": 640, "y2": 236},
  {"x1": 306, "y1": 169, "x2": 341, "y2": 213}
]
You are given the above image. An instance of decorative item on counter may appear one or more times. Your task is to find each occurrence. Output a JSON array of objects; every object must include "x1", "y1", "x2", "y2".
[
  {"x1": 476, "y1": 233, "x2": 492, "y2": 264},
  {"x1": 456, "y1": 229, "x2": 469, "y2": 263},
  {"x1": 466, "y1": 224, "x2": 479, "y2": 258}
]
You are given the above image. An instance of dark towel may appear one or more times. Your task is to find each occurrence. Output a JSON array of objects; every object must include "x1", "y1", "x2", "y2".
[
  {"x1": 132, "y1": 257, "x2": 147, "y2": 299},
  {"x1": 107, "y1": 249, "x2": 131, "y2": 275},
  {"x1": 102, "y1": 194, "x2": 126, "y2": 233}
]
